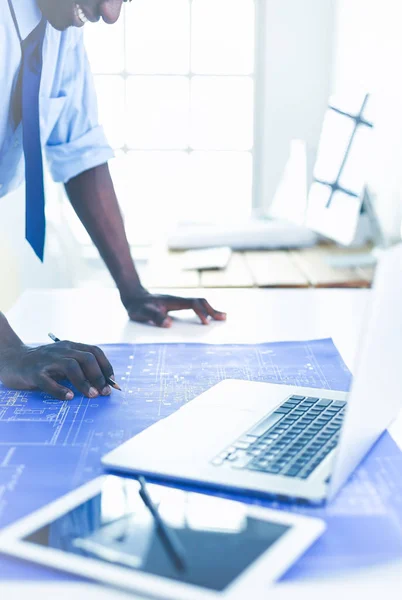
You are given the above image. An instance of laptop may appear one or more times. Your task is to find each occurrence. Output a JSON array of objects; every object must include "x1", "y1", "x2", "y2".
[{"x1": 103, "y1": 244, "x2": 402, "y2": 505}]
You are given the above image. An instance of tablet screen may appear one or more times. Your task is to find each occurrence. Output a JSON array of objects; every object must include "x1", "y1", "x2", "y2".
[{"x1": 23, "y1": 476, "x2": 290, "y2": 592}]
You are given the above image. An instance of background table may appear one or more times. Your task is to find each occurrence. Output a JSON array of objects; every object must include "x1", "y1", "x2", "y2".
[
  {"x1": 125, "y1": 245, "x2": 375, "y2": 290},
  {"x1": 4, "y1": 287, "x2": 402, "y2": 599}
]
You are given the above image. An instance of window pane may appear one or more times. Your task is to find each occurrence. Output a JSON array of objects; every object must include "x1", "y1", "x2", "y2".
[
  {"x1": 126, "y1": 77, "x2": 189, "y2": 149},
  {"x1": 84, "y1": 17, "x2": 124, "y2": 73},
  {"x1": 313, "y1": 110, "x2": 355, "y2": 183},
  {"x1": 306, "y1": 183, "x2": 362, "y2": 246},
  {"x1": 94, "y1": 76, "x2": 125, "y2": 149},
  {"x1": 190, "y1": 77, "x2": 254, "y2": 150},
  {"x1": 192, "y1": 0, "x2": 255, "y2": 74},
  {"x1": 339, "y1": 126, "x2": 372, "y2": 194},
  {"x1": 113, "y1": 152, "x2": 189, "y2": 243},
  {"x1": 183, "y1": 151, "x2": 252, "y2": 223},
  {"x1": 126, "y1": 0, "x2": 190, "y2": 74}
]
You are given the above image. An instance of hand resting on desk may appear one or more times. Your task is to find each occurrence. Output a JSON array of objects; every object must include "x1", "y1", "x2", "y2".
[
  {"x1": 0, "y1": 313, "x2": 114, "y2": 401},
  {"x1": 123, "y1": 289, "x2": 227, "y2": 328}
]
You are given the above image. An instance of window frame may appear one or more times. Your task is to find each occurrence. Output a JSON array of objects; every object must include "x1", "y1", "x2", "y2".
[{"x1": 88, "y1": 0, "x2": 260, "y2": 232}]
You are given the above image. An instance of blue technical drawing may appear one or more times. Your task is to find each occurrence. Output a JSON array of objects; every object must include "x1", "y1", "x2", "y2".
[{"x1": 0, "y1": 339, "x2": 401, "y2": 582}]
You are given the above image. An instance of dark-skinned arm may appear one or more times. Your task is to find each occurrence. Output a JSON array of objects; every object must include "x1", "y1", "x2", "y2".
[{"x1": 64, "y1": 163, "x2": 227, "y2": 327}]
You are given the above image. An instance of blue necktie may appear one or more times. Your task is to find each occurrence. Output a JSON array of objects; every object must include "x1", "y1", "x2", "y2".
[
  {"x1": 8, "y1": 1, "x2": 47, "y2": 261},
  {"x1": 22, "y1": 18, "x2": 48, "y2": 261}
]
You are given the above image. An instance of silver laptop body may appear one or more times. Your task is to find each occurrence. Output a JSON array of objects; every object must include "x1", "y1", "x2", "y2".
[{"x1": 103, "y1": 245, "x2": 402, "y2": 504}]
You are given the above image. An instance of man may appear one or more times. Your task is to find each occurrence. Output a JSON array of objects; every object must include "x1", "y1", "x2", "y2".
[{"x1": 0, "y1": 0, "x2": 226, "y2": 401}]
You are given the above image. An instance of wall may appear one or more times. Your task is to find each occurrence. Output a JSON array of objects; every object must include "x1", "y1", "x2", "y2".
[
  {"x1": 0, "y1": 185, "x2": 45, "y2": 312},
  {"x1": 334, "y1": 0, "x2": 402, "y2": 241},
  {"x1": 0, "y1": 183, "x2": 73, "y2": 315},
  {"x1": 0, "y1": 187, "x2": 24, "y2": 312},
  {"x1": 256, "y1": 0, "x2": 335, "y2": 213}
]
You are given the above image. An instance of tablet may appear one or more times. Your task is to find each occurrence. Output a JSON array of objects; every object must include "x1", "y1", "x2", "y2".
[{"x1": 0, "y1": 475, "x2": 325, "y2": 599}]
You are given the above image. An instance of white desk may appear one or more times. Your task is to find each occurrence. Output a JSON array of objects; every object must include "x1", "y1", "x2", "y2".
[
  {"x1": 3, "y1": 287, "x2": 402, "y2": 599},
  {"x1": 8, "y1": 288, "x2": 369, "y2": 368}
]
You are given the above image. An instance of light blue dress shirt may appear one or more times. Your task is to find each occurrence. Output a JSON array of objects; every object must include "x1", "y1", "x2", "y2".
[{"x1": 0, "y1": 0, "x2": 114, "y2": 199}]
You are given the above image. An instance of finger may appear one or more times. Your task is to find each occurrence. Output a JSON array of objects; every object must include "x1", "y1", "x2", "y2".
[
  {"x1": 72, "y1": 343, "x2": 114, "y2": 379},
  {"x1": 36, "y1": 374, "x2": 74, "y2": 401},
  {"x1": 150, "y1": 295, "x2": 227, "y2": 321},
  {"x1": 191, "y1": 299, "x2": 210, "y2": 325},
  {"x1": 152, "y1": 295, "x2": 194, "y2": 311},
  {"x1": 61, "y1": 358, "x2": 99, "y2": 398},
  {"x1": 68, "y1": 350, "x2": 109, "y2": 394},
  {"x1": 130, "y1": 304, "x2": 172, "y2": 328},
  {"x1": 198, "y1": 299, "x2": 227, "y2": 321}
]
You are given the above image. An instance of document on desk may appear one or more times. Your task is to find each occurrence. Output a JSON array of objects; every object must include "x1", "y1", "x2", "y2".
[{"x1": 0, "y1": 339, "x2": 401, "y2": 583}]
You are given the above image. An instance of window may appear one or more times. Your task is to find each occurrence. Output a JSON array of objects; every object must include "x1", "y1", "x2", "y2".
[{"x1": 83, "y1": 0, "x2": 256, "y2": 245}]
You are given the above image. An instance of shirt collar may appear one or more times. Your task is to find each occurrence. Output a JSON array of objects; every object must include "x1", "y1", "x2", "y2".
[{"x1": 10, "y1": 0, "x2": 42, "y2": 41}]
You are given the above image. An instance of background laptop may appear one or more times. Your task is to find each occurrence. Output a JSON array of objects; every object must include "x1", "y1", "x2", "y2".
[{"x1": 103, "y1": 245, "x2": 402, "y2": 505}]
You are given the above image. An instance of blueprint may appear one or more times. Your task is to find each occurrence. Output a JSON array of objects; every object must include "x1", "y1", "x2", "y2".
[{"x1": 0, "y1": 339, "x2": 401, "y2": 582}]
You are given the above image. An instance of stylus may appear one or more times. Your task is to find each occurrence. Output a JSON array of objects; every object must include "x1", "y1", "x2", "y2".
[{"x1": 138, "y1": 477, "x2": 187, "y2": 572}]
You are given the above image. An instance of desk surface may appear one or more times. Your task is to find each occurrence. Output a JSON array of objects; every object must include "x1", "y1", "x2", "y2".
[
  {"x1": 8, "y1": 287, "x2": 369, "y2": 370},
  {"x1": 4, "y1": 287, "x2": 402, "y2": 599}
]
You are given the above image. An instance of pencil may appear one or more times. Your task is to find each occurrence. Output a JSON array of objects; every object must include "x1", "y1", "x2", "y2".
[{"x1": 48, "y1": 333, "x2": 122, "y2": 391}]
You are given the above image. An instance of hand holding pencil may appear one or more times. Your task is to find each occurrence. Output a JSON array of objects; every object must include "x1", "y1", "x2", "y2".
[
  {"x1": 48, "y1": 333, "x2": 121, "y2": 392},
  {"x1": 0, "y1": 335, "x2": 121, "y2": 402}
]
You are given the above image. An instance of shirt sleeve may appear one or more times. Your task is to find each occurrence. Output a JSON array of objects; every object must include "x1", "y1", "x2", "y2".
[{"x1": 44, "y1": 29, "x2": 114, "y2": 183}]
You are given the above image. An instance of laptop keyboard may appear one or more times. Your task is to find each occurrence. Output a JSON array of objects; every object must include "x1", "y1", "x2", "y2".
[{"x1": 211, "y1": 395, "x2": 346, "y2": 480}]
